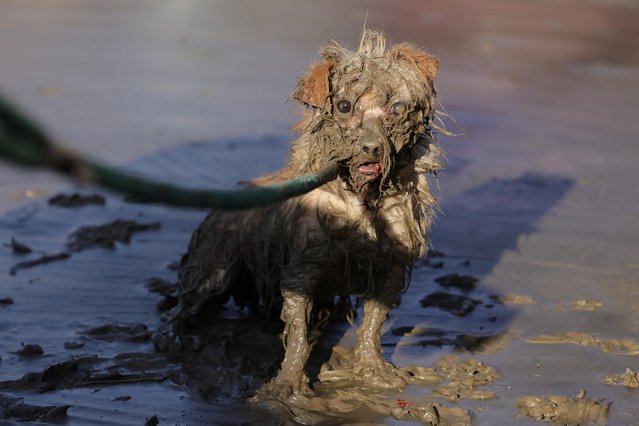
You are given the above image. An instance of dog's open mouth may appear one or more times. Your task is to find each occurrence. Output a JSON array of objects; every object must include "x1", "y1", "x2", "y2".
[
  {"x1": 346, "y1": 161, "x2": 383, "y2": 191},
  {"x1": 358, "y1": 161, "x2": 382, "y2": 177}
]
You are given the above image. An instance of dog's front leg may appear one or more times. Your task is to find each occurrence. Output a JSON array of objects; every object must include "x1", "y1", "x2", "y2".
[
  {"x1": 259, "y1": 288, "x2": 313, "y2": 400},
  {"x1": 279, "y1": 288, "x2": 313, "y2": 393},
  {"x1": 351, "y1": 261, "x2": 408, "y2": 390},
  {"x1": 351, "y1": 298, "x2": 406, "y2": 389}
]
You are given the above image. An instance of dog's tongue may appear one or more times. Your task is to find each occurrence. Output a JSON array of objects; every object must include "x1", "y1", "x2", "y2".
[{"x1": 358, "y1": 162, "x2": 382, "y2": 176}]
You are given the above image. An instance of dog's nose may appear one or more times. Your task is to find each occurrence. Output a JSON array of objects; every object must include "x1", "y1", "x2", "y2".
[{"x1": 359, "y1": 139, "x2": 382, "y2": 158}]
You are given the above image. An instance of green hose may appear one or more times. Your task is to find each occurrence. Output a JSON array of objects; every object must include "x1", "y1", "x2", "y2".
[{"x1": 0, "y1": 93, "x2": 339, "y2": 209}]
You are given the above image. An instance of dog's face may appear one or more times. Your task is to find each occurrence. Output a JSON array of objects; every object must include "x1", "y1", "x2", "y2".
[{"x1": 292, "y1": 31, "x2": 439, "y2": 192}]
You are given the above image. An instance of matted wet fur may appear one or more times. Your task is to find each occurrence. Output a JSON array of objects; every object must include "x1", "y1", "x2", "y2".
[{"x1": 154, "y1": 30, "x2": 443, "y2": 400}]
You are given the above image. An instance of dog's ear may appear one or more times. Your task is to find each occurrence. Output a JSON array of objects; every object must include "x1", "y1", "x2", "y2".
[
  {"x1": 292, "y1": 60, "x2": 334, "y2": 109},
  {"x1": 393, "y1": 44, "x2": 439, "y2": 82}
]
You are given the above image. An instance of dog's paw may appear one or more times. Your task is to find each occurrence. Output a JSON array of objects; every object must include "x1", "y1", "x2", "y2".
[
  {"x1": 353, "y1": 358, "x2": 408, "y2": 390},
  {"x1": 253, "y1": 375, "x2": 313, "y2": 402}
]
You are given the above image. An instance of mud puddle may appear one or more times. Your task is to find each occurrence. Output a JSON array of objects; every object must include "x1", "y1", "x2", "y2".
[{"x1": 1, "y1": 0, "x2": 639, "y2": 424}]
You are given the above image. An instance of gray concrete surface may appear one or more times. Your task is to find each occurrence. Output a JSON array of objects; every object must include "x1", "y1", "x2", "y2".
[{"x1": 0, "y1": 0, "x2": 638, "y2": 424}]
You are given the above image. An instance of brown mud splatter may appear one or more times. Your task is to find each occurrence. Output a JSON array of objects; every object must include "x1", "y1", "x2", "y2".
[
  {"x1": 493, "y1": 294, "x2": 534, "y2": 305},
  {"x1": 9, "y1": 252, "x2": 71, "y2": 275},
  {"x1": 84, "y1": 323, "x2": 152, "y2": 343},
  {"x1": 144, "y1": 414, "x2": 160, "y2": 426},
  {"x1": 16, "y1": 343, "x2": 44, "y2": 357},
  {"x1": 528, "y1": 332, "x2": 639, "y2": 355},
  {"x1": 434, "y1": 274, "x2": 478, "y2": 292},
  {"x1": 0, "y1": 394, "x2": 70, "y2": 423},
  {"x1": 9, "y1": 237, "x2": 32, "y2": 254},
  {"x1": 9, "y1": 219, "x2": 161, "y2": 274},
  {"x1": 517, "y1": 390, "x2": 610, "y2": 425},
  {"x1": 67, "y1": 220, "x2": 161, "y2": 251},
  {"x1": 420, "y1": 250, "x2": 447, "y2": 269},
  {"x1": 0, "y1": 353, "x2": 178, "y2": 393},
  {"x1": 48, "y1": 192, "x2": 106, "y2": 207},
  {"x1": 430, "y1": 356, "x2": 498, "y2": 401},
  {"x1": 571, "y1": 299, "x2": 603, "y2": 312},
  {"x1": 604, "y1": 368, "x2": 639, "y2": 389},
  {"x1": 112, "y1": 395, "x2": 132, "y2": 401},
  {"x1": 420, "y1": 292, "x2": 481, "y2": 316}
]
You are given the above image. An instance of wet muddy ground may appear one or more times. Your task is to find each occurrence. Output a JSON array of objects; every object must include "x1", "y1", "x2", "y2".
[{"x1": 1, "y1": 0, "x2": 638, "y2": 424}]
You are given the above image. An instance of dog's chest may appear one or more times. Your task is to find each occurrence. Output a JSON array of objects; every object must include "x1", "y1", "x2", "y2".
[
  {"x1": 315, "y1": 190, "x2": 377, "y2": 240},
  {"x1": 309, "y1": 189, "x2": 417, "y2": 254}
]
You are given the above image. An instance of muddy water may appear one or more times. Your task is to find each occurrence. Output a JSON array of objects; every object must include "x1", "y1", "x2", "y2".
[{"x1": 1, "y1": 0, "x2": 639, "y2": 424}]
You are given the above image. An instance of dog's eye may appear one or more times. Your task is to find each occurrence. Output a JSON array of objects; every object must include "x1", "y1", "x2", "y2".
[
  {"x1": 336, "y1": 100, "x2": 352, "y2": 114},
  {"x1": 390, "y1": 102, "x2": 407, "y2": 116}
]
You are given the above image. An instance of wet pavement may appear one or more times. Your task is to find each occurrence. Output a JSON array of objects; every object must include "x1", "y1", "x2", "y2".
[{"x1": 1, "y1": 0, "x2": 638, "y2": 424}]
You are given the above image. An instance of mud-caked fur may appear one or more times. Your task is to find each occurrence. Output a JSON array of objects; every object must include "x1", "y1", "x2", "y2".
[{"x1": 157, "y1": 30, "x2": 443, "y2": 399}]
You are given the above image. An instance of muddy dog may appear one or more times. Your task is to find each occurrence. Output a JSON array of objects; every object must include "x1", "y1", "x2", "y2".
[{"x1": 156, "y1": 30, "x2": 443, "y2": 399}]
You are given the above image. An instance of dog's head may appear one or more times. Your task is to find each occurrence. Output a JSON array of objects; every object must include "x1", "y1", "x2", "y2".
[{"x1": 291, "y1": 30, "x2": 441, "y2": 193}]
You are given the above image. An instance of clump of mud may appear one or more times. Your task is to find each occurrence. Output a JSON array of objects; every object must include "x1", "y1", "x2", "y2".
[
  {"x1": 435, "y1": 273, "x2": 478, "y2": 292},
  {"x1": 431, "y1": 356, "x2": 498, "y2": 401},
  {"x1": 9, "y1": 238, "x2": 32, "y2": 254},
  {"x1": 0, "y1": 394, "x2": 69, "y2": 423},
  {"x1": 493, "y1": 294, "x2": 534, "y2": 305},
  {"x1": 420, "y1": 292, "x2": 481, "y2": 316},
  {"x1": 0, "y1": 353, "x2": 178, "y2": 393},
  {"x1": 67, "y1": 220, "x2": 161, "y2": 251},
  {"x1": 604, "y1": 368, "x2": 639, "y2": 388},
  {"x1": 516, "y1": 390, "x2": 609, "y2": 425},
  {"x1": 144, "y1": 414, "x2": 160, "y2": 426},
  {"x1": 420, "y1": 250, "x2": 446, "y2": 269},
  {"x1": 571, "y1": 299, "x2": 603, "y2": 312},
  {"x1": 9, "y1": 252, "x2": 71, "y2": 275},
  {"x1": 9, "y1": 219, "x2": 161, "y2": 274},
  {"x1": 527, "y1": 332, "x2": 639, "y2": 355},
  {"x1": 48, "y1": 192, "x2": 106, "y2": 207},
  {"x1": 84, "y1": 323, "x2": 152, "y2": 343},
  {"x1": 16, "y1": 343, "x2": 44, "y2": 357},
  {"x1": 112, "y1": 395, "x2": 132, "y2": 401}
]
